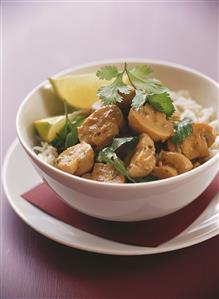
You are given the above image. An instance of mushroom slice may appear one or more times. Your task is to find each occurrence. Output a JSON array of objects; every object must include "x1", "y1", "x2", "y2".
[
  {"x1": 91, "y1": 163, "x2": 125, "y2": 183},
  {"x1": 159, "y1": 151, "x2": 193, "y2": 174},
  {"x1": 127, "y1": 133, "x2": 156, "y2": 178},
  {"x1": 168, "y1": 123, "x2": 217, "y2": 160},
  {"x1": 128, "y1": 104, "x2": 174, "y2": 142},
  {"x1": 78, "y1": 105, "x2": 124, "y2": 150},
  {"x1": 152, "y1": 166, "x2": 178, "y2": 179},
  {"x1": 152, "y1": 151, "x2": 193, "y2": 179},
  {"x1": 56, "y1": 142, "x2": 94, "y2": 176}
]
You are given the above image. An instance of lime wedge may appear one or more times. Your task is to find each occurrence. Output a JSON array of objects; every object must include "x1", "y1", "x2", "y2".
[
  {"x1": 49, "y1": 73, "x2": 108, "y2": 109},
  {"x1": 34, "y1": 110, "x2": 86, "y2": 142},
  {"x1": 34, "y1": 115, "x2": 67, "y2": 142}
]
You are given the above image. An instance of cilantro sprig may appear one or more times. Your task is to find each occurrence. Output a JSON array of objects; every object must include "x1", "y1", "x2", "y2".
[
  {"x1": 96, "y1": 65, "x2": 119, "y2": 80},
  {"x1": 171, "y1": 118, "x2": 193, "y2": 144},
  {"x1": 97, "y1": 137, "x2": 138, "y2": 183},
  {"x1": 97, "y1": 73, "x2": 130, "y2": 105},
  {"x1": 52, "y1": 102, "x2": 85, "y2": 153},
  {"x1": 131, "y1": 90, "x2": 147, "y2": 110},
  {"x1": 96, "y1": 63, "x2": 175, "y2": 118}
]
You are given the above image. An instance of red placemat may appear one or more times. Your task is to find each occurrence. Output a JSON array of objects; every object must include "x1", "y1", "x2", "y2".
[{"x1": 22, "y1": 174, "x2": 219, "y2": 247}]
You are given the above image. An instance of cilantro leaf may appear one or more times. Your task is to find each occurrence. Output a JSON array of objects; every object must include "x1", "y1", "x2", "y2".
[
  {"x1": 109, "y1": 136, "x2": 138, "y2": 152},
  {"x1": 64, "y1": 115, "x2": 85, "y2": 149},
  {"x1": 106, "y1": 155, "x2": 135, "y2": 183},
  {"x1": 97, "y1": 74, "x2": 130, "y2": 105},
  {"x1": 97, "y1": 137, "x2": 138, "y2": 183},
  {"x1": 148, "y1": 92, "x2": 175, "y2": 118},
  {"x1": 125, "y1": 64, "x2": 172, "y2": 113},
  {"x1": 53, "y1": 115, "x2": 85, "y2": 153},
  {"x1": 171, "y1": 118, "x2": 193, "y2": 144},
  {"x1": 96, "y1": 65, "x2": 119, "y2": 80},
  {"x1": 126, "y1": 64, "x2": 167, "y2": 94},
  {"x1": 131, "y1": 90, "x2": 147, "y2": 110},
  {"x1": 103, "y1": 156, "x2": 135, "y2": 183},
  {"x1": 52, "y1": 102, "x2": 86, "y2": 153},
  {"x1": 129, "y1": 64, "x2": 153, "y2": 81},
  {"x1": 98, "y1": 137, "x2": 138, "y2": 161},
  {"x1": 64, "y1": 129, "x2": 77, "y2": 149},
  {"x1": 139, "y1": 78, "x2": 168, "y2": 94},
  {"x1": 71, "y1": 115, "x2": 85, "y2": 127}
]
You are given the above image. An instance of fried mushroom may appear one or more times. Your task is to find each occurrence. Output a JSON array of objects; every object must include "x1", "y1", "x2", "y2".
[
  {"x1": 83, "y1": 163, "x2": 125, "y2": 183},
  {"x1": 78, "y1": 105, "x2": 124, "y2": 150},
  {"x1": 168, "y1": 123, "x2": 217, "y2": 160},
  {"x1": 127, "y1": 133, "x2": 156, "y2": 178},
  {"x1": 159, "y1": 151, "x2": 193, "y2": 174},
  {"x1": 56, "y1": 142, "x2": 94, "y2": 175},
  {"x1": 152, "y1": 166, "x2": 178, "y2": 179},
  {"x1": 152, "y1": 151, "x2": 193, "y2": 179},
  {"x1": 128, "y1": 104, "x2": 174, "y2": 142}
]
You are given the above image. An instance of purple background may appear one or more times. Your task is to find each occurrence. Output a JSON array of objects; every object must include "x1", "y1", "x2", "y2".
[{"x1": 1, "y1": 2, "x2": 219, "y2": 299}]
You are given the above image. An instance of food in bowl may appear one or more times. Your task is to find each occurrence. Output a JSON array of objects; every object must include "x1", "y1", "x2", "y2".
[
  {"x1": 16, "y1": 60, "x2": 219, "y2": 221},
  {"x1": 33, "y1": 63, "x2": 219, "y2": 184}
]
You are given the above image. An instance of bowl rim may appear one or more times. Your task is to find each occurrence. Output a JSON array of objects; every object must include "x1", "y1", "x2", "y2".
[{"x1": 16, "y1": 58, "x2": 219, "y2": 189}]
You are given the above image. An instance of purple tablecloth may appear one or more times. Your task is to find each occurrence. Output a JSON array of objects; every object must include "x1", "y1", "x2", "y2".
[{"x1": 1, "y1": 2, "x2": 219, "y2": 298}]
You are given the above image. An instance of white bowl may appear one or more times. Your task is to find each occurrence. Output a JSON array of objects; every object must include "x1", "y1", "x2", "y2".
[{"x1": 16, "y1": 59, "x2": 219, "y2": 221}]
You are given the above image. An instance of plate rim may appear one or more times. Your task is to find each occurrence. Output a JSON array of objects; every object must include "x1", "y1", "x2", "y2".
[{"x1": 2, "y1": 139, "x2": 219, "y2": 256}]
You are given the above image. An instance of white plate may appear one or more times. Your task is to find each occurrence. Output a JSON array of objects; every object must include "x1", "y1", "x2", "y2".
[{"x1": 2, "y1": 140, "x2": 219, "y2": 255}]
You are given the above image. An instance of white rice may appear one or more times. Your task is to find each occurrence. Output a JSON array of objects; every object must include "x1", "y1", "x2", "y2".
[
  {"x1": 34, "y1": 90, "x2": 219, "y2": 165},
  {"x1": 171, "y1": 90, "x2": 217, "y2": 126},
  {"x1": 33, "y1": 142, "x2": 58, "y2": 165}
]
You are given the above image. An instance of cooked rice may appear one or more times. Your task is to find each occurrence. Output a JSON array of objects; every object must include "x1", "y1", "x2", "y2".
[
  {"x1": 171, "y1": 90, "x2": 216, "y2": 124},
  {"x1": 33, "y1": 142, "x2": 58, "y2": 165}
]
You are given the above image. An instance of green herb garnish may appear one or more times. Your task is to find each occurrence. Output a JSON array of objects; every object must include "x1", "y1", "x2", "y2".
[
  {"x1": 52, "y1": 102, "x2": 85, "y2": 153},
  {"x1": 96, "y1": 65, "x2": 119, "y2": 80},
  {"x1": 97, "y1": 136, "x2": 138, "y2": 183},
  {"x1": 97, "y1": 73, "x2": 130, "y2": 105},
  {"x1": 147, "y1": 92, "x2": 175, "y2": 118},
  {"x1": 171, "y1": 118, "x2": 193, "y2": 144},
  {"x1": 126, "y1": 65, "x2": 163, "y2": 93},
  {"x1": 127, "y1": 64, "x2": 153, "y2": 82},
  {"x1": 96, "y1": 63, "x2": 175, "y2": 117},
  {"x1": 131, "y1": 90, "x2": 147, "y2": 110}
]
